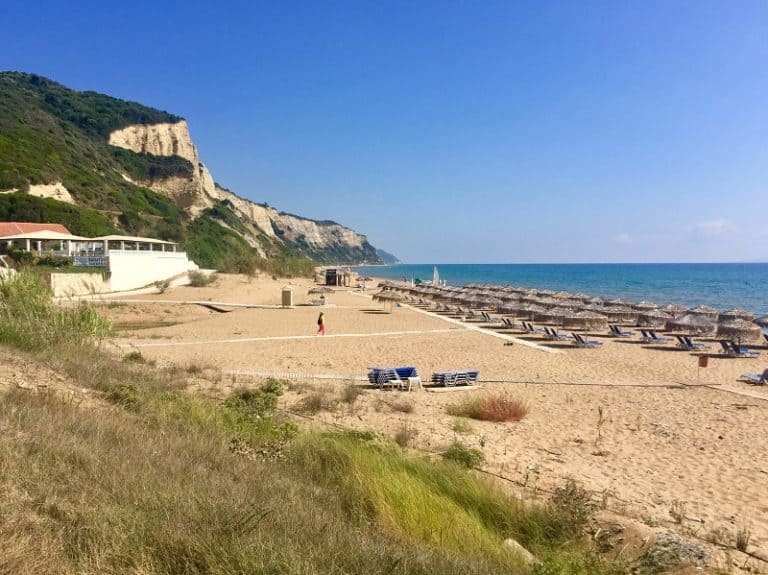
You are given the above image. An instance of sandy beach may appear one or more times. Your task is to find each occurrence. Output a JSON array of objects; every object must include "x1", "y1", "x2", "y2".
[{"x1": 101, "y1": 273, "x2": 768, "y2": 567}]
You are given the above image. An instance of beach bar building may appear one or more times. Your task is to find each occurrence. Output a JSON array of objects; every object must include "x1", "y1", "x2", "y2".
[{"x1": 0, "y1": 222, "x2": 199, "y2": 294}]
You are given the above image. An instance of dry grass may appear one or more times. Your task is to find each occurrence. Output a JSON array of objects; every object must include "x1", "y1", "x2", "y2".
[
  {"x1": 735, "y1": 523, "x2": 751, "y2": 552},
  {"x1": 446, "y1": 393, "x2": 529, "y2": 422},
  {"x1": 342, "y1": 384, "x2": 364, "y2": 404},
  {"x1": 393, "y1": 424, "x2": 417, "y2": 447},
  {"x1": 295, "y1": 391, "x2": 338, "y2": 414},
  {"x1": 388, "y1": 397, "x2": 415, "y2": 414}
]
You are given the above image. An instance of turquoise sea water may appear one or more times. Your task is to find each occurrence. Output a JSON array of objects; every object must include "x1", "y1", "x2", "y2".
[{"x1": 354, "y1": 263, "x2": 768, "y2": 314}]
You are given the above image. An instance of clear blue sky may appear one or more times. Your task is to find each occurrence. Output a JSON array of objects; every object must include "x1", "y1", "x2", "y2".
[{"x1": 2, "y1": 1, "x2": 767, "y2": 263}]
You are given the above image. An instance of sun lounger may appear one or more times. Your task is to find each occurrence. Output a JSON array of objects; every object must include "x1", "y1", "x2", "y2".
[
  {"x1": 740, "y1": 372, "x2": 767, "y2": 385},
  {"x1": 523, "y1": 321, "x2": 546, "y2": 335},
  {"x1": 501, "y1": 317, "x2": 516, "y2": 329},
  {"x1": 720, "y1": 340, "x2": 760, "y2": 358},
  {"x1": 572, "y1": 333, "x2": 602, "y2": 348},
  {"x1": 481, "y1": 311, "x2": 502, "y2": 324},
  {"x1": 675, "y1": 335, "x2": 708, "y2": 351},
  {"x1": 544, "y1": 327, "x2": 569, "y2": 340},
  {"x1": 368, "y1": 367, "x2": 422, "y2": 391},
  {"x1": 649, "y1": 330, "x2": 672, "y2": 343},
  {"x1": 431, "y1": 370, "x2": 480, "y2": 387},
  {"x1": 609, "y1": 324, "x2": 634, "y2": 337}
]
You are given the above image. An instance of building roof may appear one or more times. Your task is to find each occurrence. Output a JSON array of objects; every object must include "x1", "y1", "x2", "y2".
[
  {"x1": 0, "y1": 222, "x2": 71, "y2": 237},
  {"x1": 92, "y1": 235, "x2": 176, "y2": 245},
  {"x1": 0, "y1": 230, "x2": 88, "y2": 241}
]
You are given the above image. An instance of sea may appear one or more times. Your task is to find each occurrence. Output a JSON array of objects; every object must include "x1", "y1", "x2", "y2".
[{"x1": 353, "y1": 263, "x2": 768, "y2": 315}]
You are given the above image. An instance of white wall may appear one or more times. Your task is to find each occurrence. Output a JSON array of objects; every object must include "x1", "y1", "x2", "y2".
[{"x1": 107, "y1": 250, "x2": 199, "y2": 292}]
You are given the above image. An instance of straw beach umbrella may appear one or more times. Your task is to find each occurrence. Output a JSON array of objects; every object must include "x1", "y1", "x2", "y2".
[
  {"x1": 718, "y1": 309, "x2": 754, "y2": 322},
  {"x1": 688, "y1": 305, "x2": 719, "y2": 321},
  {"x1": 638, "y1": 310, "x2": 672, "y2": 328},
  {"x1": 754, "y1": 315, "x2": 768, "y2": 328},
  {"x1": 662, "y1": 304, "x2": 689, "y2": 318},
  {"x1": 308, "y1": 286, "x2": 333, "y2": 294},
  {"x1": 716, "y1": 319, "x2": 762, "y2": 343},
  {"x1": 373, "y1": 290, "x2": 405, "y2": 312},
  {"x1": 564, "y1": 311, "x2": 609, "y2": 331},
  {"x1": 667, "y1": 314, "x2": 716, "y2": 335}
]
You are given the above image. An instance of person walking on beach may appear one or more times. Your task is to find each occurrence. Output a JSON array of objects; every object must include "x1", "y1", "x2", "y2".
[{"x1": 316, "y1": 311, "x2": 326, "y2": 335}]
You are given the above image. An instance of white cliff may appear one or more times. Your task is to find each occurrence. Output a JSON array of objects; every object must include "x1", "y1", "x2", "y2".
[{"x1": 108, "y1": 121, "x2": 376, "y2": 261}]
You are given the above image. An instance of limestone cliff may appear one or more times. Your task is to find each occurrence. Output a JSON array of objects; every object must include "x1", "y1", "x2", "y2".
[{"x1": 108, "y1": 121, "x2": 379, "y2": 263}]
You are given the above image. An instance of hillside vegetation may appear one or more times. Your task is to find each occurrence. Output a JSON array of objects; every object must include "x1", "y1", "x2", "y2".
[
  {"x1": 0, "y1": 72, "x2": 382, "y2": 271},
  {"x1": 0, "y1": 271, "x2": 622, "y2": 575}
]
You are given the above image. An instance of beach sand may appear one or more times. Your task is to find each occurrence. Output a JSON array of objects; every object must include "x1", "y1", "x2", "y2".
[{"x1": 101, "y1": 273, "x2": 768, "y2": 567}]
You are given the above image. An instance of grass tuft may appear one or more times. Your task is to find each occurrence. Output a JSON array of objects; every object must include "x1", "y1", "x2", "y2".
[
  {"x1": 442, "y1": 442, "x2": 485, "y2": 468},
  {"x1": 447, "y1": 393, "x2": 528, "y2": 422}
]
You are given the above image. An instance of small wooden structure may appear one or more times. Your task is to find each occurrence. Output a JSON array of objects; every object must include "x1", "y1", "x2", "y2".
[{"x1": 281, "y1": 285, "x2": 295, "y2": 308}]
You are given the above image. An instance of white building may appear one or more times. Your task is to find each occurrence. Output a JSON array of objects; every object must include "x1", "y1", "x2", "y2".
[{"x1": 0, "y1": 224, "x2": 199, "y2": 294}]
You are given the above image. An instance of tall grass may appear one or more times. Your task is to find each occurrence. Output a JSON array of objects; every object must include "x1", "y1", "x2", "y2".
[
  {"x1": 290, "y1": 431, "x2": 614, "y2": 572},
  {"x1": 0, "y1": 270, "x2": 111, "y2": 351},
  {"x1": 0, "y1": 274, "x2": 622, "y2": 574}
]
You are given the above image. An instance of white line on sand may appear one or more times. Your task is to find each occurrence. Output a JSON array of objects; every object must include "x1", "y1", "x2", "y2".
[{"x1": 114, "y1": 328, "x2": 461, "y2": 348}]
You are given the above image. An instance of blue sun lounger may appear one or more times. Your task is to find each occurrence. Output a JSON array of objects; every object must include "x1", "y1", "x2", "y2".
[{"x1": 367, "y1": 366, "x2": 421, "y2": 390}]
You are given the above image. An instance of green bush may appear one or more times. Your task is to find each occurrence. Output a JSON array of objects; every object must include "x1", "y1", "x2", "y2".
[
  {"x1": 261, "y1": 378, "x2": 287, "y2": 396},
  {"x1": 442, "y1": 442, "x2": 485, "y2": 468}
]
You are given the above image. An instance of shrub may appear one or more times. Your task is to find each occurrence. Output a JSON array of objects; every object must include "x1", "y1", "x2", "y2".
[
  {"x1": 388, "y1": 398, "x2": 415, "y2": 414},
  {"x1": 187, "y1": 269, "x2": 217, "y2": 287},
  {"x1": 153, "y1": 278, "x2": 170, "y2": 293},
  {"x1": 442, "y1": 442, "x2": 485, "y2": 468},
  {"x1": 452, "y1": 418, "x2": 474, "y2": 434},
  {"x1": 223, "y1": 388, "x2": 278, "y2": 418},
  {"x1": 122, "y1": 351, "x2": 145, "y2": 363},
  {"x1": 550, "y1": 480, "x2": 597, "y2": 537},
  {"x1": 296, "y1": 392, "x2": 337, "y2": 414},
  {"x1": 447, "y1": 393, "x2": 528, "y2": 422},
  {"x1": 262, "y1": 377, "x2": 287, "y2": 396}
]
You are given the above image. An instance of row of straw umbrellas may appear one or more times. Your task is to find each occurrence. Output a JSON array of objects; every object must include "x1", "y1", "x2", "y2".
[{"x1": 374, "y1": 281, "x2": 768, "y2": 342}]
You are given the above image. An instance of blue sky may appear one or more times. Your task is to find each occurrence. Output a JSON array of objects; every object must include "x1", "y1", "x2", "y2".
[{"x1": 2, "y1": 1, "x2": 767, "y2": 263}]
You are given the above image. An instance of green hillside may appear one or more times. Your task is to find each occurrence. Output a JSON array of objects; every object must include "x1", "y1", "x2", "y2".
[{"x1": 0, "y1": 72, "x2": 381, "y2": 271}]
